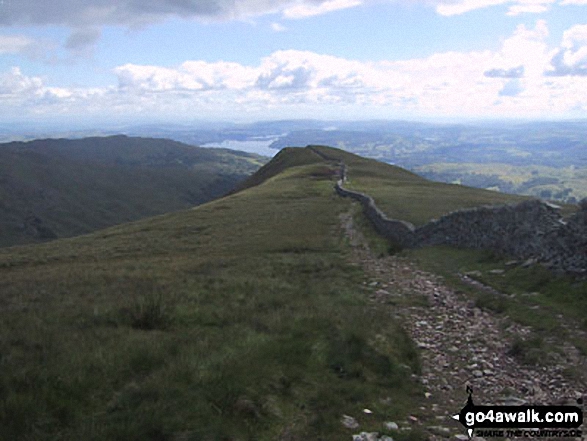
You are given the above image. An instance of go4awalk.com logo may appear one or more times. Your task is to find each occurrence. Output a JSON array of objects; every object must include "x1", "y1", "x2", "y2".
[{"x1": 452, "y1": 387, "x2": 583, "y2": 438}]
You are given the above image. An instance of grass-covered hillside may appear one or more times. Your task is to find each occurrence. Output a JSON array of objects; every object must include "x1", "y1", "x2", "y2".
[
  {"x1": 313, "y1": 145, "x2": 587, "y2": 367},
  {"x1": 309, "y1": 145, "x2": 526, "y2": 226},
  {"x1": 2, "y1": 145, "x2": 580, "y2": 441},
  {"x1": 267, "y1": 121, "x2": 587, "y2": 203},
  {"x1": 0, "y1": 135, "x2": 265, "y2": 248},
  {"x1": 0, "y1": 147, "x2": 425, "y2": 441}
]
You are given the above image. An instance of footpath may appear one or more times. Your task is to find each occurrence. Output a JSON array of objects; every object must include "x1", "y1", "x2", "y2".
[{"x1": 339, "y1": 209, "x2": 586, "y2": 441}]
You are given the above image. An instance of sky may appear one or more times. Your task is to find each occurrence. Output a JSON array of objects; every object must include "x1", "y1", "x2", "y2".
[{"x1": 1, "y1": 0, "x2": 587, "y2": 125}]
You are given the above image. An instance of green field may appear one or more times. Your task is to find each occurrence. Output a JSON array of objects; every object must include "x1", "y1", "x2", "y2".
[{"x1": 415, "y1": 163, "x2": 587, "y2": 204}]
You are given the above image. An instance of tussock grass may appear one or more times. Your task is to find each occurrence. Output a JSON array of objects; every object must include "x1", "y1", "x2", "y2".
[{"x1": 0, "y1": 153, "x2": 423, "y2": 440}]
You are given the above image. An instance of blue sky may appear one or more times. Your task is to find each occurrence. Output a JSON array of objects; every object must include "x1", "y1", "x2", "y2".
[{"x1": 1, "y1": 0, "x2": 587, "y2": 125}]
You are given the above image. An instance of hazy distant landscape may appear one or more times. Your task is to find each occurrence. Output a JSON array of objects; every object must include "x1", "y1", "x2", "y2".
[
  {"x1": 266, "y1": 120, "x2": 587, "y2": 202},
  {"x1": 5, "y1": 119, "x2": 584, "y2": 202}
]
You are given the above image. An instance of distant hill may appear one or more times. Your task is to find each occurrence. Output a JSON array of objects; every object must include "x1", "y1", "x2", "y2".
[{"x1": 0, "y1": 135, "x2": 265, "y2": 247}]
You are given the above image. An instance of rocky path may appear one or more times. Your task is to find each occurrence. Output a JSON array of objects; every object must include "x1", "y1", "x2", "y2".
[{"x1": 340, "y1": 209, "x2": 586, "y2": 441}]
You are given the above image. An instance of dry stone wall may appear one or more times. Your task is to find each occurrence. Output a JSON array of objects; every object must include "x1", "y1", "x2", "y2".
[
  {"x1": 335, "y1": 178, "x2": 587, "y2": 276},
  {"x1": 335, "y1": 180, "x2": 416, "y2": 247}
]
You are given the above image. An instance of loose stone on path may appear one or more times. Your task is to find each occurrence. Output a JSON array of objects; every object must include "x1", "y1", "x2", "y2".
[{"x1": 339, "y1": 210, "x2": 587, "y2": 441}]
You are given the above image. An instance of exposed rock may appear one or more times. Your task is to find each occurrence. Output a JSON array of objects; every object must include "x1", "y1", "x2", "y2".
[
  {"x1": 342, "y1": 415, "x2": 360, "y2": 430},
  {"x1": 465, "y1": 270, "x2": 482, "y2": 277},
  {"x1": 384, "y1": 421, "x2": 399, "y2": 431},
  {"x1": 427, "y1": 426, "x2": 451, "y2": 437},
  {"x1": 488, "y1": 269, "x2": 505, "y2": 275},
  {"x1": 500, "y1": 396, "x2": 527, "y2": 406},
  {"x1": 352, "y1": 432, "x2": 379, "y2": 441}
]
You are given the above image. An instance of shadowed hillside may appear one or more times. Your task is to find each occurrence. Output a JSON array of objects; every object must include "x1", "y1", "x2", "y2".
[{"x1": 0, "y1": 135, "x2": 265, "y2": 247}]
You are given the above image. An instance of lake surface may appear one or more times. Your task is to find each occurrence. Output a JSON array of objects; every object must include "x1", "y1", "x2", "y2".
[{"x1": 201, "y1": 138, "x2": 279, "y2": 157}]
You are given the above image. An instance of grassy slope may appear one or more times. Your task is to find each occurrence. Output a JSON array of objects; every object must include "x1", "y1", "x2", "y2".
[
  {"x1": 0, "y1": 136, "x2": 265, "y2": 248},
  {"x1": 0, "y1": 149, "x2": 422, "y2": 441},
  {"x1": 2, "y1": 144, "x2": 579, "y2": 440},
  {"x1": 309, "y1": 145, "x2": 526, "y2": 226},
  {"x1": 231, "y1": 146, "x2": 326, "y2": 192},
  {"x1": 308, "y1": 147, "x2": 587, "y2": 363}
]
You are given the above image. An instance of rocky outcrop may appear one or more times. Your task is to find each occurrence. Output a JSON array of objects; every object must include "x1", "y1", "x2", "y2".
[{"x1": 335, "y1": 175, "x2": 587, "y2": 276}]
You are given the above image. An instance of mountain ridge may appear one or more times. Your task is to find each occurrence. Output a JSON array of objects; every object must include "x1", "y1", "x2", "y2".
[{"x1": 0, "y1": 135, "x2": 265, "y2": 248}]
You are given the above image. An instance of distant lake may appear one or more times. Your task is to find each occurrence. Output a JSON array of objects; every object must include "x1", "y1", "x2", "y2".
[{"x1": 201, "y1": 138, "x2": 279, "y2": 157}]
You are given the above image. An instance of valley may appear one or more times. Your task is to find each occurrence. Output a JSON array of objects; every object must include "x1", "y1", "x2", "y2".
[{"x1": 0, "y1": 136, "x2": 265, "y2": 248}]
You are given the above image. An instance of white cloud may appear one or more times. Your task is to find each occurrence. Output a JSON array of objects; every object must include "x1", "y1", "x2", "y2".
[
  {"x1": 3, "y1": 20, "x2": 587, "y2": 120},
  {"x1": 435, "y1": 0, "x2": 508, "y2": 16},
  {"x1": 0, "y1": 67, "x2": 43, "y2": 96},
  {"x1": 271, "y1": 22, "x2": 288, "y2": 32},
  {"x1": 105, "y1": 21, "x2": 585, "y2": 118},
  {"x1": 0, "y1": 34, "x2": 60, "y2": 61},
  {"x1": 0, "y1": 0, "x2": 369, "y2": 28},
  {"x1": 0, "y1": 35, "x2": 36, "y2": 54},
  {"x1": 0, "y1": 66, "x2": 108, "y2": 117},
  {"x1": 114, "y1": 60, "x2": 259, "y2": 92},
  {"x1": 434, "y1": 0, "x2": 574, "y2": 16},
  {"x1": 9, "y1": 0, "x2": 574, "y2": 30},
  {"x1": 561, "y1": 23, "x2": 587, "y2": 48},
  {"x1": 0, "y1": 0, "x2": 367, "y2": 54},
  {"x1": 546, "y1": 24, "x2": 587, "y2": 75},
  {"x1": 506, "y1": 0, "x2": 555, "y2": 15},
  {"x1": 283, "y1": 0, "x2": 363, "y2": 18}
]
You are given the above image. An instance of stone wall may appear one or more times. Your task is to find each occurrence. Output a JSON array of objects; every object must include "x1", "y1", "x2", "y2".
[
  {"x1": 413, "y1": 200, "x2": 562, "y2": 255},
  {"x1": 335, "y1": 180, "x2": 416, "y2": 247},
  {"x1": 335, "y1": 177, "x2": 587, "y2": 276}
]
